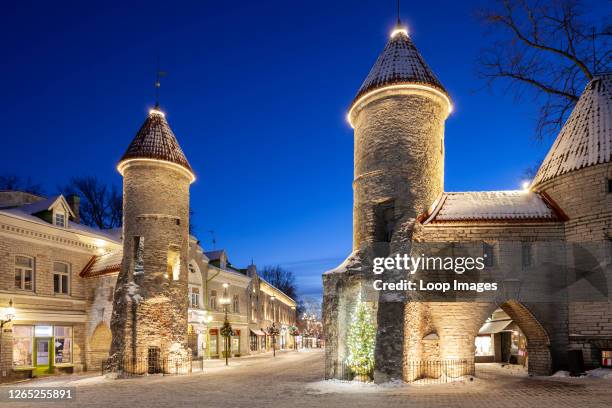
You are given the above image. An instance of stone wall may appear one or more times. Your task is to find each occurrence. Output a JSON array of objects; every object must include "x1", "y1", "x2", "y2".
[{"x1": 110, "y1": 160, "x2": 191, "y2": 365}]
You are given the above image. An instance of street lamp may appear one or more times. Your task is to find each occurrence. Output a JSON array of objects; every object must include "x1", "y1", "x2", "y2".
[
  {"x1": 219, "y1": 296, "x2": 231, "y2": 366},
  {"x1": 0, "y1": 300, "x2": 16, "y2": 374}
]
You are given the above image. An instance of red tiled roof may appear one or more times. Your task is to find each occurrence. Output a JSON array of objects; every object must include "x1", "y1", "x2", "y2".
[
  {"x1": 119, "y1": 108, "x2": 194, "y2": 176},
  {"x1": 80, "y1": 250, "x2": 122, "y2": 278}
]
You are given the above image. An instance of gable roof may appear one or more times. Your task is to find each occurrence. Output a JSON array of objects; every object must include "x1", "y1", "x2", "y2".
[
  {"x1": 118, "y1": 107, "x2": 194, "y2": 180},
  {"x1": 20, "y1": 195, "x2": 75, "y2": 218},
  {"x1": 532, "y1": 73, "x2": 612, "y2": 186},
  {"x1": 351, "y1": 28, "x2": 448, "y2": 108},
  {"x1": 422, "y1": 191, "x2": 563, "y2": 224},
  {"x1": 80, "y1": 250, "x2": 122, "y2": 278}
]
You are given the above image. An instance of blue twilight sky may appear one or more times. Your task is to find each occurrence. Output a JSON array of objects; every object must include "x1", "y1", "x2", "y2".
[{"x1": 1, "y1": 1, "x2": 602, "y2": 299}]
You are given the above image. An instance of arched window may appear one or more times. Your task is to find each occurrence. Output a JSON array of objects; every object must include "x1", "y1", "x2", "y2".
[{"x1": 210, "y1": 290, "x2": 217, "y2": 311}]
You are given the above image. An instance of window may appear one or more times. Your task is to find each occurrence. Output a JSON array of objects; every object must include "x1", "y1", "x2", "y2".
[
  {"x1": 374, "y1": 200, "x2": 395, "y2": 243},
  {"x1": 210, "y1": 290, "x2": 217, "y2": 311},
  {"x1": 55, "y1": 212, "x2": 66, "y2": 227},
  {"x1": 608, "y1": 178, "x2": 612, "y2": 193},
  {"x1": 167, "y1": 245, "x2": 180, "y2": 280},
  {"x1": 133, "y1": 236, "x2": 144, "y2": 275},
  {"x1": 521, "y1": 242, "x2": 533, "y2": 268},
  {"x1": 232, "y1": 294, "x2": 240, "y2": 313},
  {"x1": 189, "y1": 263, "x2": 196, "y2": 274},
  {"x1": 54, "y1": 326, "x2": 72, "y2": 364},
  {"x1": 190, "y1": 287, "x2": 200, "y2": 308},
  {"x1": 53, "y1": 262, "x2": 70, "y2": 295},
  {"x1": 12, "y1": 325, "x2": 33, "y2": 366},
  {"x1": 483, "y1": 243, "x2": 494, "y2": 267},
  {"x1": 15, "y1": 256, "x2": 34, "y2": 291},
  {"x1": 250, "y1": 333, "x2": 258, "y2": 351}
]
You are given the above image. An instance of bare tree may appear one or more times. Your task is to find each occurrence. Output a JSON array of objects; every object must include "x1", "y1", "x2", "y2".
[
  {"x1": 60, "y1": 176, "x2": 122, "y2": 229},
  {"x1": 0, "y1": 174, "x2": 44, "y2": 195},
  {"x1": 477, "y1": 0, "x2": 611, "y2": 139},
  {"x1": 260, "y1": 265, "x2": 298, "y2": 301}
]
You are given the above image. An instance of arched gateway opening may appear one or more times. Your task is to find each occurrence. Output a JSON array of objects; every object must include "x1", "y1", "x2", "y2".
[
  {"x1": 475, "y1": 300, "x2": 551, "y2": 376},
  {"x1": 87, "y1": 323, "x2": 112, "y2": 371},
  {"x1": 402, "y1": 300, "x2": 552, "y2": 383}
]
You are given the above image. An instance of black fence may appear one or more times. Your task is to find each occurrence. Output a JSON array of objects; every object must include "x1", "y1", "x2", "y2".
[
  {"x1": 325, "y1": 360, "x2": 374, "y2": 382},
  {"x1": 102, "y1": 355, "x2": 204, "y2": 377},
  {"x1": 404, "y1": 359, "x2": 474, "y2": 384},
  {"x1": 325, "y1": 359, "x2": 474, "y2": 384}
]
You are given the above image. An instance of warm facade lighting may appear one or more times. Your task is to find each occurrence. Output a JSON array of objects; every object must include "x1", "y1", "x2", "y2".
[
  {"x1": 521, "y1": 181, "x2": 531, "y2": 191},
  {"x1": 348, "y1": 83, "x2": 453, "y2": 128},
  {"x1": 149, "y1": 108, "x2": 165, "y2": 117},
  {"x1": 117, "y1": 158, "x2": 196, "y2": 183},
  {"x1": 390, "y1": 27, "x2": 408, "y2": 38}
]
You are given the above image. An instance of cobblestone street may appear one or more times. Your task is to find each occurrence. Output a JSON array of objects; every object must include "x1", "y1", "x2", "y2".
[{"x1": 2, "y1": 349, "x2": 611, "y2": 408}]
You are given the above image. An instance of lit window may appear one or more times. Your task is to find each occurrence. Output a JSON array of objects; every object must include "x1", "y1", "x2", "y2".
[
  {"x1": 233, "y1": 294, "x2": 240, "y2": 313},
  {"x1": 167, "y1": 245, "x2": 180, "y2": 280},
  {"x1": 55, "y1": 213, "x2": 66, "y2": 227},
  {"x1": 54, "y1": 326, "x2": 73, "y2": 364},
  {"x1": 53, "y1": 262, "x2": 70, "y2": 295},
  {"x1": 12, "y1": 325, "x2": 33, "y2": 367},
  {"x1": 190, "y1": 287, "x2": 200, "y2": 308},
  {"x1": 15, "y1": 256, "x2": 34, "y2": 291},
  {"x1": 210, "y1": 290, "x2": 217, "y2": 311}
]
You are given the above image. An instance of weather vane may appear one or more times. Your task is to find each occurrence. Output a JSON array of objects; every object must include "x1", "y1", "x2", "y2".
[{"x1": 154, "y1": 57, "x2": 167, "y2": 107}]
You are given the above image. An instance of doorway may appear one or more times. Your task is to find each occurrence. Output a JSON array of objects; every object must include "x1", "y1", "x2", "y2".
[{"x1": 35, "y1": 337, "x2": 52, "y2": 374}]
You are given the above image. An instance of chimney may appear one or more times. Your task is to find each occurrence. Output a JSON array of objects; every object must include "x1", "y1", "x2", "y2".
[{"x1": 66, "y1": 194, "x2": 80, "y2": 224}]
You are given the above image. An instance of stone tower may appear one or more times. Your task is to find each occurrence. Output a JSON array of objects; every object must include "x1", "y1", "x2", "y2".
[
  {"x1": 348, "y1": 24, "x2": 452, "y2": 251},
  {"x1": 110, "y1": 105, "x2": 195, "y2": 368}
]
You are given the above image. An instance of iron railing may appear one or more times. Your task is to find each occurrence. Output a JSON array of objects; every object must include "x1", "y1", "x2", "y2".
[
  {"x1": 102, "y1": 355, "x2": 204, "y2": 377},
  {"x1": 404, "y1": 359, "x2": 474, "y2": 384},
  {"x1": 325, "y1": 359, "x2": 374, "y2": 382},
  {"x1": 325, "y1": 359, "x2": 474, "y2": 384}
]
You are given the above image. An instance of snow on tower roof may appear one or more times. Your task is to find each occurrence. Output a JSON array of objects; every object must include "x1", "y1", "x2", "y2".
[
  {"x1": 422, "y1": 191, "x2": 564, "y2": 224},
  {"x1": 118, "y1": 107, "x2": 194, "y2": 180},
  {"x1": 351, "y1": 27, "x2": 448, "y2": 108},
  {"x1": 532, "y1": 73, "x2": 612, "y2": 186}
]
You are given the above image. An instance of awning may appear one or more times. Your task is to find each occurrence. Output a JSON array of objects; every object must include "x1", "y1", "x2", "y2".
[
  {"x1": 478, "y1": 320, "x2": 512, "y2": 335},
  {"x1": 251, "y1": 329, "x2": 266, "y2": 336}
]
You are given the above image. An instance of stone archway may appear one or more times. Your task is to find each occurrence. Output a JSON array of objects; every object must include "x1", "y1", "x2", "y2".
[
  {"x1": 498, "y1": 300, "x2": 552, "y2": 375},
  {"x1": 87, "y1": 323, "x2": 112, "y2": 371}
]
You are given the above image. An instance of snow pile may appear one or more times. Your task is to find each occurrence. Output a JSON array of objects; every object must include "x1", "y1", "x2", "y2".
[
  {"x1": 324, "y1": 252, "x2": 363, "y2": 275},
  {"x1": 587, "y1": 368, "x2": 612, "y2": 379},
  {"x1": 552, "y1": 370, "x2": 570, "y2": 377}
]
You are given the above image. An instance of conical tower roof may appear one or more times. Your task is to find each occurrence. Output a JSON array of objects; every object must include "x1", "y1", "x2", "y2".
[
  {"x1": 532, "y1": 73, "x2": 612, "y2": 187},
  {"x1": 351, "y1": 28, "x2": 448, "y2": 108},
  {"x1": 118, "y1": 107, "x2": 194, "y2": 181}
]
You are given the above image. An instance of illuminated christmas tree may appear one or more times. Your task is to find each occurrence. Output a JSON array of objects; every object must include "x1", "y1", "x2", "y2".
[{"x1": 345, "y1": 301, "x2": 376, "y2": 380}]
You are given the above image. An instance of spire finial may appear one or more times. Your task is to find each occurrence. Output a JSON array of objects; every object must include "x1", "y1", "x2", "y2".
[
  {"x1": 154, "y1": 56, "x2": 167, "y2": 108},
  {"x1": 397, "y1": 0, "x2": 401, "y2": 26}
]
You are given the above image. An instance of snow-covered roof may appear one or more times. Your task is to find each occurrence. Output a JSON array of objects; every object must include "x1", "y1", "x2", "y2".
[
  {"x1": 204, "y1": 249, "x2": 225, "y2": 262},
  {"x1": 422, "y1": 191, "x2": 563, "y2": 224},
  {"x1": 351, "y1": 28, "x2": 447, "y2": 107},
  {"x1": 532, "y1": 73, "x2": 612, "y2": 186},
  {"x1": 20, "y1": 195, "x2": 75, "y2": 218},
  {"x1": 0, "y1": 204, "x2": 120, "y2": 242},
  {"x1": 119, "y1": 107, "x2": 194, "y2": 177},
  {"x1": 80, "y1": 250, "x2": 122, "y2": 278}
]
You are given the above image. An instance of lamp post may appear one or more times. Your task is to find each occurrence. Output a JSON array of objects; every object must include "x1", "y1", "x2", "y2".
[
  {"x1": 219, "y1": 288, "x2": 231, "y2": 366},
  {"x1": 0, "y1": 300, "x2": 16, "y2": 375},
  {"x1": 267, "y1": 322, "x2": 279, "y2": 358}
]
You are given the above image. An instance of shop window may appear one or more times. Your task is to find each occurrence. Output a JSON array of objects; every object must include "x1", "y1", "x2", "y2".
[
  {"x1": 167, "y1": 245, "x2": 180, "y2": 280},
  {"x1": 232, "y1": 294, "x2": 240, "y2": 314},
  {"x1": 15, "y1": 255, "x2": 34, "y2": 291},
  {"x1": 53, "y1": 261, "x2": 70, "y2": 295},
  {"x1": 35, "y1": 325, "x2": 52, "y2": 337},
  {"x1": 133, "y1": 236, "x2": 144, "y2": 275},
  {"x1": 250, "y1": 333, "x2": 258, "y2": 351},
  {"x1": 54, "y1": 326, "x2": 73, "y2": 364},
  {"x1": 260, "y1": 334, "x2": 266, "y2": 350},
  {"x1": 12, "y1": 325, "x2": 33, "y2": 366},
  {"x1": 475, "y1": 335, "x2": 493, "y2": 356}
]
